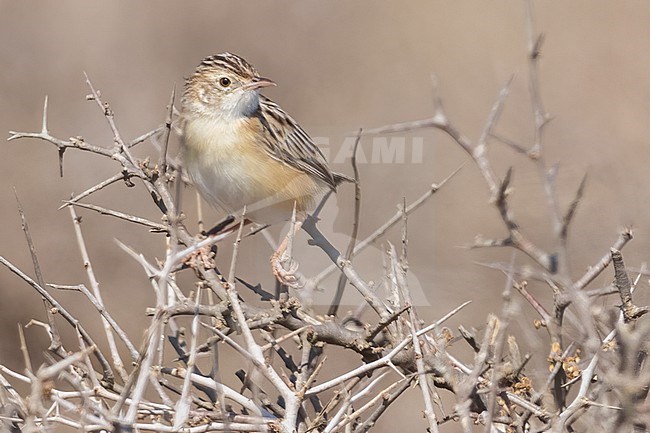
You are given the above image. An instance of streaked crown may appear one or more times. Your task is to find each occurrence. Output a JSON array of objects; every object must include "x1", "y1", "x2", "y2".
[{"x1": 194, "y1": 52, "x2": 259, "y2": 79}]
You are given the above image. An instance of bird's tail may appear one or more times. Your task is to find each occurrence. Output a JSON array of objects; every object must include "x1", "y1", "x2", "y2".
[{"x1": 333, "y1": 172, "x2": 355, "y2": 187}]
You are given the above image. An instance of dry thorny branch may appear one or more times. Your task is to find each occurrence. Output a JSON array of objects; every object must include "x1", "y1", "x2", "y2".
[{"x1": 2, "y1": 2, "x2": 650, "y2": 433}]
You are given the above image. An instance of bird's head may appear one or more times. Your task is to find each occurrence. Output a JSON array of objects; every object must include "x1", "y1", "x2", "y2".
[{"x1": 182, "y1": 52, "x2": 276, "y2": 120}]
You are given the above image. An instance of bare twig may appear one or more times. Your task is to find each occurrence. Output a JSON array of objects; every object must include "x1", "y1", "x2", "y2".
[
  {"x1": 59, "y1": 171, "x2": 134, "y2": 210},
  {"x1": 392, "y1": 243, "x2": 440, "y2": 432},
  {"x1": 62, "y1": 200, "x2": 168, "y2": 232},
  {"x1": 159, "y1": 86, "x2": 176, "y2": 174},
  {"x1": 68, "y1": 205, "x2": 137, "y2": 374},
  {"x1": 306, "y1": 300, "x2": 471, "y2": 396},
  {"x1": 310, "y1": 165, "x2": 462, "y2": 289},
  {"x1": 0, "y1": 256, "x2": 115, "y2": 385},
  {"x1": 611, "y1": 249, "x2": 648, "y2": 322},
  {"x1": 302, "y1": 215, "x2": 390, "y2": 320},
  {"x1": 524, "y1": 0, "x2": 549, "y2": 158},
  {"x1": 573, "y1": 229, "x2": 633, "y2": 290},
  {"x1": 14, "y1": 190, "x2": 64, "y2": 356},
  {"x1": 329, "y1": 129, "x2": 362, "y2": 317}
]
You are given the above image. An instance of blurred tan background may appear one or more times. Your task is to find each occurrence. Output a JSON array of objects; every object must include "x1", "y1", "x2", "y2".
[{"x1": 2, "y1": 1, "x2": 650, "y2": 431}]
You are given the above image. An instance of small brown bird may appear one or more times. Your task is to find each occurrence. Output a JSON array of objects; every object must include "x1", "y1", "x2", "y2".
[{"x1": 180, "y1": 52, "x2": 349, "y2": 226}]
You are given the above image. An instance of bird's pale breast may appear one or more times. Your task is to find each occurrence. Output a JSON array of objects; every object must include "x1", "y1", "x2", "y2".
[{"x1": 182, "y1": 115, "x2": 327, "y2": 223}]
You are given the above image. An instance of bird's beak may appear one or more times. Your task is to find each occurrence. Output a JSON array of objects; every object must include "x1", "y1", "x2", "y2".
[{"x1": 241, "y1": 77, "x2": 276, "y2": 91}]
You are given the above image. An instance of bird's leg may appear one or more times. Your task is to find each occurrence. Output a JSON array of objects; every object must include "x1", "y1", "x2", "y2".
[{"x1": 271, "y1": 220, "x2": 303, "y2": 288}]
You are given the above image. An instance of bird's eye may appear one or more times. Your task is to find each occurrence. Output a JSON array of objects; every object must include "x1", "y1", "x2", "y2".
[{"x1": 219, "y1": 77, "x2": 231, "y2": 87}]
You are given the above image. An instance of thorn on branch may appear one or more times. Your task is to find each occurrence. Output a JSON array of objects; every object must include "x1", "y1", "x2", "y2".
[
  {"x1": 496, "y1": 167, "x2": 518, "y2": 231},
  {"x1": 530, "y1": 33, "x2": 545, "y2": 60},
  {"x1": 41, "y1": 95, "x2": 49, "y2": 134},
  {"x1": 561, "y1": 173, "x2": 588, "y2": 240},
  {"x1": 498, "y1": 167, "x2": 513, "y2": 200},
  {"x1": 490, "y1": 133, "x2": 528, "y2": 154},
  {"x1": 58, "y1": 147, "x2": 65, "y2": 177}
]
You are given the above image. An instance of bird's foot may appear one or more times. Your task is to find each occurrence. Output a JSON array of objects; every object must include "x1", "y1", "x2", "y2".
[{"x1": 271, "y1": 251, "x2": 302, "y2": 289}]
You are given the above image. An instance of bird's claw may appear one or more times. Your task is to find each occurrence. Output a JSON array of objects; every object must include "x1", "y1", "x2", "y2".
[{"x1": 271, "y1": 251, "x2": 301, "y2": 288}]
